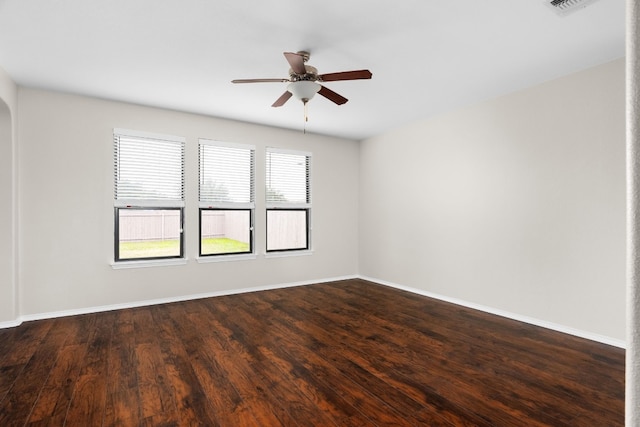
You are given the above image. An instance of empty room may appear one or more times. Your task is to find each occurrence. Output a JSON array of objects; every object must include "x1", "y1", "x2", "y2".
[{"x1": 1, "y1": 0, "x2": 638, "y2": 425}]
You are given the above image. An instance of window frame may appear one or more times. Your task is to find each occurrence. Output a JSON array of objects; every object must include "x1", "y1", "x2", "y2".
[
  {"x1": 266, "y1": 207, "x2": 310, "y2": 252},
  {"x1": 198, "y1": 139, "x2": 256, "y2": 259},
  {"x1": 199, "y1": 208, "x2": 254, "y2": 257},
  {"x1": 113, "y1": 128, "x2": 185, "y2": 265},
  {"x1": 115, "y1": 206, "x2": 184, "y2": 262},
  {"x1": 265, "y1": 147, "x2": 312, "y2": 254}
]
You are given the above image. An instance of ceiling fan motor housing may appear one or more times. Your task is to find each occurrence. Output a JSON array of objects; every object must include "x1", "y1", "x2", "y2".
[{"x1": 290, "y1": 65, "x2": 318, "y2": 82}]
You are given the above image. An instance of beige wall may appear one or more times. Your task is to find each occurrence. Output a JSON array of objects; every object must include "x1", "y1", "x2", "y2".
[
  {"x1": 360, "y1": 58, "x2": 626, "y2": 341},
  {"x1": 0, "y1": 66, "x2": 17, "y2": 324},
  {"x1": 17, "y1": 88, "x2": 359, "y2": 317}
]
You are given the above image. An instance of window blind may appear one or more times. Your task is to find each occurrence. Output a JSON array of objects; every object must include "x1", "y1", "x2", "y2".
[
  {"x1": 199, "y1": 140, "x2": 255, "y2": 208},
  {"x1": 114, "y1": 129, "x2": 185, "y2": 207},
  {"x1": 266, "y1": 148, "x2": 311, "y2": 208}
]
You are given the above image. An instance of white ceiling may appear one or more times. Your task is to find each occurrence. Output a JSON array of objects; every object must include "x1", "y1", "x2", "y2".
[{"x1": 0, "y1": 0, "x2": 626, "y2": 140}]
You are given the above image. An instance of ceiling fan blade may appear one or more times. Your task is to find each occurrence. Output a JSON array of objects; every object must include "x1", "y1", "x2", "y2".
[
  {"x1": 318, "y1": 85, "x2": 348, "y2": 105},
  {"x1": 232, "y1": 78, "x2": 289, "y2": 83},
  {"x1": 318, "y1": 69, "x2": 373, "y2": 82},
  {"x1": 283, "y1": 52, "x2": 307, "y2": 75},
  {"x1": 272, "y1": 91, "x2": 293, "y2": 107}
]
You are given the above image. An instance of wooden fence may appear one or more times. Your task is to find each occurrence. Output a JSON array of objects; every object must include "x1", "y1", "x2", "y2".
[
  {"x1": 118, "y1": 210, "x2": 180, "y2": 241},
  {"x1": 266, "y1": 210, "x2": 307, "y2": 250},
  {"x1": 119, "y1": 209, "x2": 250, "y2": 244},
  {"x1": 201, "y1": 210, "x2": 249, "y2": 243}
]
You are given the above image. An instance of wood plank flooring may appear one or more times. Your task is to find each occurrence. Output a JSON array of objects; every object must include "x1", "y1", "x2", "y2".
[{"x1": 0, "y1": 279, "x2": 625, "y2": 426}]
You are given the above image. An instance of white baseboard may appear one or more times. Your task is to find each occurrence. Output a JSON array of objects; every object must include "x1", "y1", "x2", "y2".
[
  {"x1": 1, "y1": 274, "x2": 359, "y2": 329},
  {"x1": 359, "y1": 275, "x2": 626, "y2": 349},
  {"x1": 2, "y1": 273, "x2": 627, "y2": 349},
  {"x1": 0, "y1": 318, "x2": 22, "y2": 329}
]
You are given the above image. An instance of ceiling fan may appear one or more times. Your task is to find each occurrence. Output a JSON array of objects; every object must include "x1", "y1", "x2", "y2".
[{"x1": 231, "y1": 51, "x2": 372, "y2": 108}]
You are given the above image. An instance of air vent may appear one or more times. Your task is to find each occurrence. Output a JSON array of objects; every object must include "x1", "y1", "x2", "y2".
[{"x1": 543, "y1": 0, "x2": 602, "y2": 16}]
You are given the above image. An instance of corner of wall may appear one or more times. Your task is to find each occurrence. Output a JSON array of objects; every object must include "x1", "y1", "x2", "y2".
[{"x1": 0, "y1": 65, "x2": 19, "y2": 325}]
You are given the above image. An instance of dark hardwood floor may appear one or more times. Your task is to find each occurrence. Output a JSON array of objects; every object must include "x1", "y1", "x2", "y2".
[{"x1": 0, "y1": 279, "x2": 625, "y2": 426}]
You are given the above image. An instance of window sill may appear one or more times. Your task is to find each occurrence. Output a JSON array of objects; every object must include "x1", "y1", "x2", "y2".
[
  {"x1": 196, "y1": 254, "x2": 257, "y2": 263},
  {"x1": 264, "y1": 249, "x2": 314, "y2": 259},
  {"x1": 111, "y1": 258, "x2": 188, "y2": 269}
]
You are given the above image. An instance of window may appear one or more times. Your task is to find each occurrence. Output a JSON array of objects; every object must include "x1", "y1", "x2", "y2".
[
  {"x1": 199, "y1": 139, "x2": 255, "y2": 256},
  {"x1": 114, "y1": 128, "x2": 185, "y2": 262},
  {"x1": 266, "y1": 148, "x2": 311, "y2": 252}
]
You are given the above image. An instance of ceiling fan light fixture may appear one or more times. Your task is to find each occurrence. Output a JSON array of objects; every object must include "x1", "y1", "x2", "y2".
[{"x1": 288, "y1": 81, "x2": 321, "y2": 103}]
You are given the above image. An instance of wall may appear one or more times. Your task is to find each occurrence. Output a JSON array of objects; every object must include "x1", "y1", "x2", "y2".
[
  {"x1": 359, "y1": 58, "x2": 626, "y2": 342},
  {"x1": 17, "y1": 88, "x2": 359, "y2": 318},
  {"x1": 0, "y1": 66, "x2": 17, "y2": 325},
  {"x1": 627, "y1": 0, "x2": 640, "y2": 419}
]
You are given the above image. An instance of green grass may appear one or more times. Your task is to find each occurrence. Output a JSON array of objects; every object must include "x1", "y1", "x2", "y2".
[
  {"x1": 119, "y1": 239, "x2": 180, "y2": 259},
  {"x1": 119, "y1": 237, "x2": 249, "y2": 259},
  {"x1": 201, "y1": 237, "x2": 250, "y2": 255}
]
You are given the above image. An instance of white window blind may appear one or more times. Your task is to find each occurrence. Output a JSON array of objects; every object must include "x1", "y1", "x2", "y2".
[
  {"x1": 266, "y1": 148, "x2": 311, "y2": 208},
  {"x1": 199, "y1": 140, "x2": 255, "y2": 208},
  {"x1": 114, "y1": 129, "x2": 185, "y2": 207}
]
